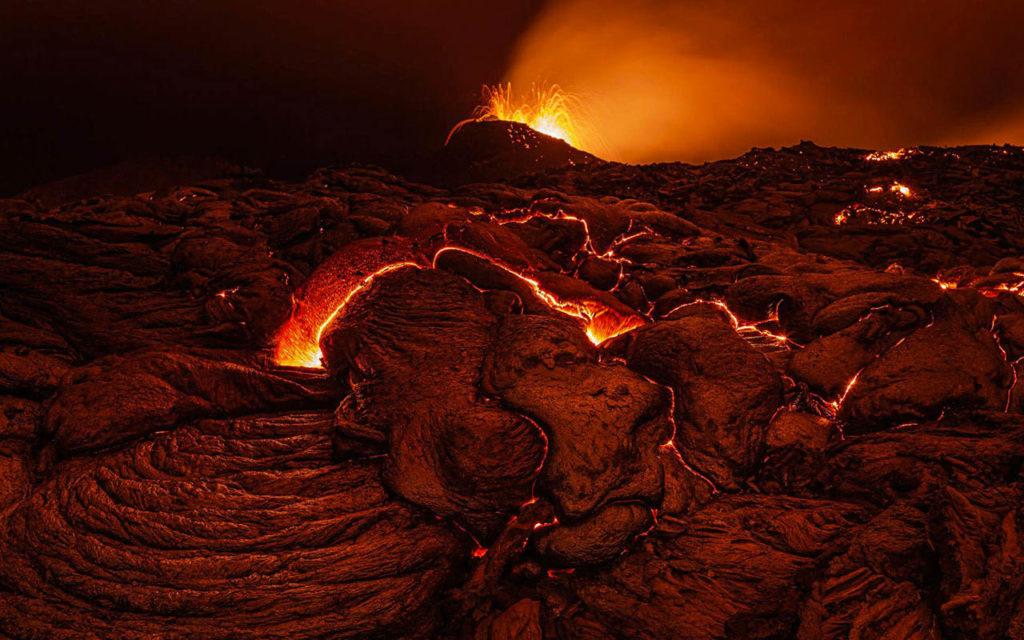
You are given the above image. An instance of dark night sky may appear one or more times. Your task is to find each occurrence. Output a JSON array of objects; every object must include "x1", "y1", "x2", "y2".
[
  {"x1": 2, "y1": 1, "x2": 1023, "y2": 194},
  {"x1": 0, "y1": 1, "x2": 545, "y2": 194}
]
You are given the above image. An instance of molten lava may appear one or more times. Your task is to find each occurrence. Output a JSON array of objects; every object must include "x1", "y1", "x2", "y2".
[
  {"x1": 272, "y1": 230, "x2": 645, "y2": 368},
  {"x1": 890, "y1": 182, "x2": 913, "y2": 197},
  {"x1": 865, "y1": 149, "x2": 917, "y2": 162},
  {"x1": 271, "y1": 201, "x2": 667, "y2": 368},
  {"x1": 448, "y1": 83, "x2": 583, "y2": 148},
  {"x1": 271, "y1": 240, "x2": 421, "y2": 367},
  {"x1": 432, "y1": 246, "x2": 645, "y2": 345}
]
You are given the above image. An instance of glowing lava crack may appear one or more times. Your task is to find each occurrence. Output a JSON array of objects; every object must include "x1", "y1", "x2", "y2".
[
  {"x1": 272, "y1": 215, "x2": 648, "y2": 369},
  {"x1": 5, "y1": 143, "x2": 1024, "y2": 640}
]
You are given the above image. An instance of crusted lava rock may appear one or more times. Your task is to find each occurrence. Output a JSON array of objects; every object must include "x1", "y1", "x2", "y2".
[
  {"x1": 482, "y1": 315, "x2": 670, "y2": 519},
  {"x1": 623, "y1": 316, "x2": 784, "y2": 489},
  {"x1": 838, "y1": 296, "x2": 1013, "y2": 432},
  {"x1": 319, "y1": 268, "x2": 546, "y2": 539},
  {"x1": 556, "y1": 495, "x2": 869, "y2": 639},
  {"x1": 531, "y1": 501, "x2": 655, "y2": 567},
  {"x1": 2, "y1": 143, "x2": 1024, "y2": 639},
  {"x1": 0, "y1": 413, "x2": 466, "y2": 639},
  {"x1": 43, "y1": 350, "x2": 340, "y2": 455}
]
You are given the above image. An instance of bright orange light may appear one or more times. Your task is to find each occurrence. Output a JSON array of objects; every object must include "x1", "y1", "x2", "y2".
[
  {"x1": 449, "y1": 83, "x2": 583, "y2": 148},
  {"x1": 272, "y1": 204, "x2": 664, "y2": 368},
  {"x1": 270, "y1": 239, "x2": 422, "y2": 368},
  {"x1": 1001, "y1": 275, "x2": 1024, "y2": 295},
  {"x1": 432, "y1": 246, "x2": 644, "y2": 345},
  {"x1": 890, "y1": 182, "x2": 913, "y2": 197},
  {"x1": 273, "y1": 262, "x2": 422, "y2": 368},
  {"x1": 273, "y1": 243, "x2": 646, "y2": 368},
  {"x1": 831, "y1": 372, "x2": 861, "y2": 413},
  {"x1": 866, "y1": 182, "x2": 913, "y2": 197},
  {"x1": 665, "y1": 298, "x2": 793, "y2": 350},
  {"x1": 865, "y1": 149, "x2": 915, "y2": 161}
]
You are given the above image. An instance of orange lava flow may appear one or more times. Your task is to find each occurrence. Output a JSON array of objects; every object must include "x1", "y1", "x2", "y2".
[
  {"x1": 272, "y1": 242, "x2": 646, "y2": 368},
  {"x1": 432, "y1": 246, "x2": 645, "y2": 345},
  {"x1": 273, "y1": 262, "x2": 422, "y2": 368},
  {"x1": 933, "y1": 271, "x2": 1024, "y2": 298},
  {"x1": 864, "y1": 149, "x2": 915, "y2": 162},
  {"x1": 447, "y1": 83, "x2": 583, "y2": 148},
  {"x1": 890, "y1": 182, "x2": 913, "y2": 197},
  {"x1": 274, "y1": 200, "x2": 665, "y2": 368},
  {"x1": 665, "y1": 298, "x2": 794, "y2": 350}
]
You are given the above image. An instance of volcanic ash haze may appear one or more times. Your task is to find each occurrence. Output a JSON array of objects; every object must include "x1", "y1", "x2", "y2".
[{"x1": 502, "y1": 0, "x2": 1024, "y2": 163}]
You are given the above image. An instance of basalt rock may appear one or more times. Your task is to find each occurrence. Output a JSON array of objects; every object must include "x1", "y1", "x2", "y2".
[
  {"x1": 320, "y1": 269, "x2": 546, "y2": 539},
  {"x1": 838, "y1": 298, "x2": 1013, "y2": 433},
  {"x1": 0, "y1": 413, "x2": 466, "y2": 639},
  {"x1": 2, "y1": 144, "x2": 1024, "y2": 638},
  {"x1": 927, "y1": 485, "x2": 1024, "y2": 639},
  {"x1": 797, "y1": 504, "x2": 942, "y2": 640},
  {"x1": 482, "y1": 315, "x2": 669, "y2": 519},
  {"x1": 623, "y1": 316, "x2": 784, "y2": 489},
  {"x1": 43, "y1": 350, "x2": 340, "y2": 455},
  {"x1": 531, "y1": 502, "x2": 654, "y2": 568},
  {"x1": 559, "y1": 495, "x2": 868, "y2": 639}
]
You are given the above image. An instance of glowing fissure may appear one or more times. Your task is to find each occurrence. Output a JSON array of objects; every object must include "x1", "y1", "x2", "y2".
[
  {"x1": 484, "y1": 205, "x2": 648, "y2": 269},
  {"x1": 833, "y1": 203, "x2": 923, "y2": 226},
  {"x1": 653, "y1": 380, "x2": 720, "y2": 495},
  {"x1": 272, "y1": 246, "x2": 645, "y2": 368},
  {"x1": 991, "y1": 315, "x2": 1023, "y2": 412},
  {"x1": 665, "y1": 298, "x2": 794, "y2": 351},
  {"x1": 830, "y1": 371, "x2": 862, "y2": 415},
  {"x1": 273, "y1": 261, "x2": 424, "y2": 368},
  {"x1": 833, "y1": 180, "x2": 921, "y2": 227},
  {"x1": 933, "y1": 271, "x2": 1024, "y2": 299},
  {"x1": 431, "y1": 245, "x2": 645, "y2": 346},
  {"x1": 273, "y1": 202, "x2": 665, "y2": 368}
]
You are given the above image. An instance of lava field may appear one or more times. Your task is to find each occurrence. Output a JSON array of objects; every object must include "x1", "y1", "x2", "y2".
[{"x1": 1, "y1": 125, "x2": 1024, "y2": 639}]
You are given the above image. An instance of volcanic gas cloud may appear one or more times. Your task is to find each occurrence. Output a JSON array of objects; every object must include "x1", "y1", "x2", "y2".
[{"x1": 501, "y1": 0, "x2": 1024, "y2": 162}]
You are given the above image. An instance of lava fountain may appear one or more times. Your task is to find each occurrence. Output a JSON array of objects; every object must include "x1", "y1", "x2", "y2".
[{"x1": 447, "y1": 83, "x2": 585, "y2": 149}]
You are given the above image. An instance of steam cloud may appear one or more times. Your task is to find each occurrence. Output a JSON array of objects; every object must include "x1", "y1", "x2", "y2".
[{"x1": 504, "y1": 0, "x2": 1024, "y2": 162}]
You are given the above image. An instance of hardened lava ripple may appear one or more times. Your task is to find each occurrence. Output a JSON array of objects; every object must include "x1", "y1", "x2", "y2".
[{"x1": 2, "y1": 133, "x2": 1024, "y2": 639}]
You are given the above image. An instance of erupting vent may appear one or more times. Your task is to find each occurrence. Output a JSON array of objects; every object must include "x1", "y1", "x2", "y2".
[{"x1": 448, "y1": 83, "x2": 584, "y2": 149}]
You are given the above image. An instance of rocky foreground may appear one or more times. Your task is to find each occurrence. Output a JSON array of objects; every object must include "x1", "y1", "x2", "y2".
[{"x1": 1, "y1": 132, "x2": 1024, "y2": 639}]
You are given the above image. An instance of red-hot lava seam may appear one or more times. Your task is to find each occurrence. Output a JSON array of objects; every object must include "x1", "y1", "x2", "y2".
[
  {"x1": 664, "y1": 298, "x2": 795, "y2": 351},
  {"x1": 631, "y1": 369, "x2": 720, "y2": 494},
  {"x1": 991, "y1": 315, "x2": 1022, "y2": 412},
  {"x1": 431, "y1": 245, "x2": 646, "y2": 346},
  {"x1": 273, "y1": 261, "x2": 424, "y2": 368},
  {"x1": 272, "y1": 206, "x2": 656, "y2": 368},
  {"x1": 482, "y1": 205, "x2": 651, "y2": 266},
  {"x1": 604, "y1": 351, "x2": 720, "y2": 488}
]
